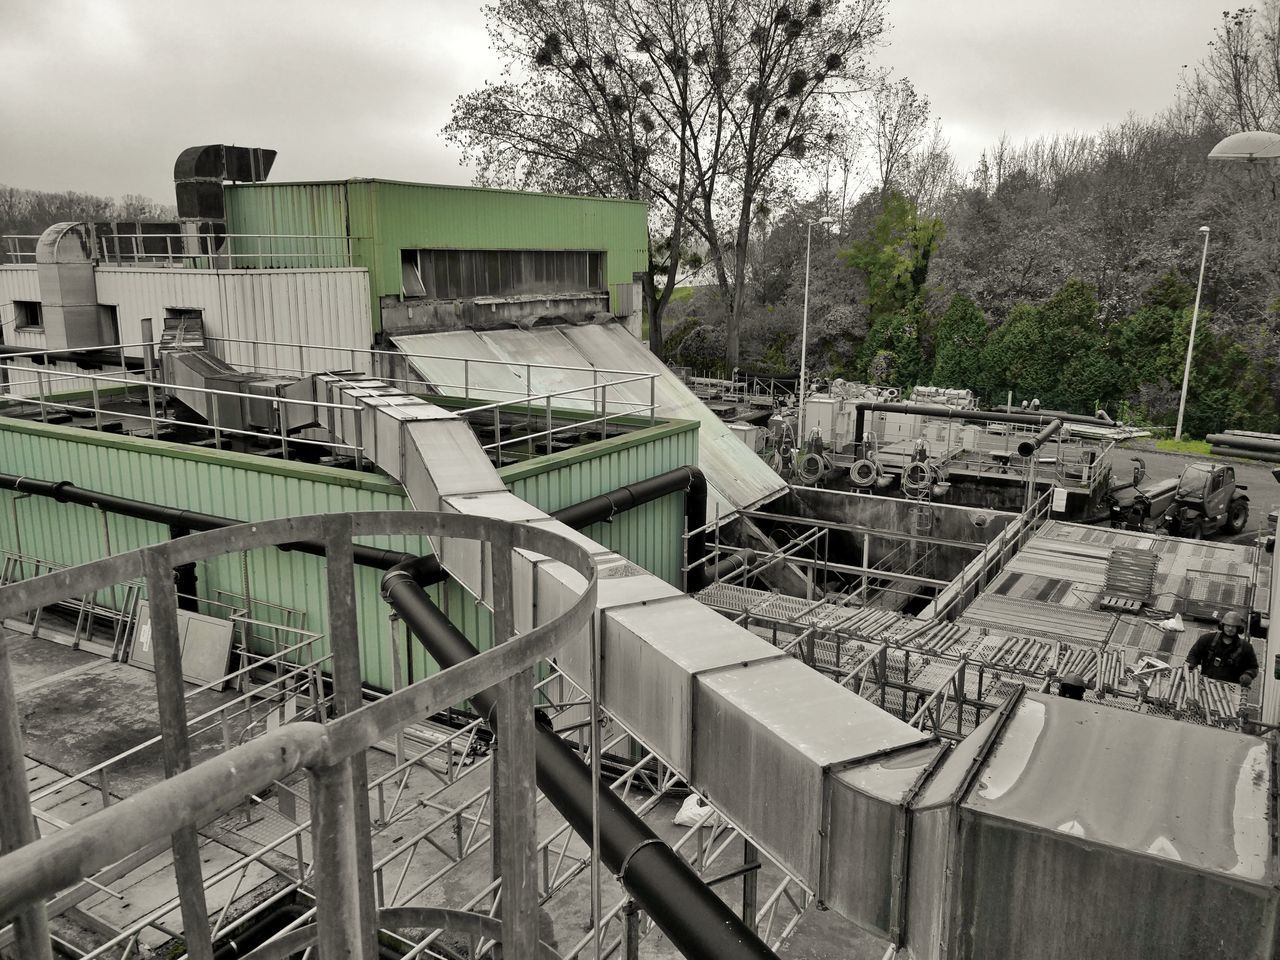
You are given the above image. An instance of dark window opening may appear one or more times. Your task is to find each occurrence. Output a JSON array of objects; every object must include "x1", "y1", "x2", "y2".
[
  {"x1": 99, "y1": 305, "x2": 120, "y2": 346},
  {"x1": 14, "y1": 300, "x2": 43, "y2": 330},
  {"x1": 165, "y1": 307, "x2": 204, "y2": 321},
  {"x1": 402, "y1": 249, "x2": 606, "y2": 300}
]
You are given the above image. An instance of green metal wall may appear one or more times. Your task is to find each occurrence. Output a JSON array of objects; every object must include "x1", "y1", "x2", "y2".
[
  {"x1": 501, "y1": 421, "x2": 699, "y2": 587},
  {"x1": 0, "y1": 415, "x2": 697, "y2": 688},
  {"x1": 225, "y1": 180, "x2": 649, "y2": 331}
]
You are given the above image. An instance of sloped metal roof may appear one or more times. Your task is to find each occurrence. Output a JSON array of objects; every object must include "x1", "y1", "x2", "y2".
[{"x1": 393, "y1": 323, "x2": 787, "y2": 516}]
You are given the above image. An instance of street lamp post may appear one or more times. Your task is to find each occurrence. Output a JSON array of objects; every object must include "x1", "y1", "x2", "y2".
[
  {"x1": 798, "y1": 216, "x2": 835, "y2": 445},
  {"x1": 1175, "y1": 226, "x2": 1211, "y2": 442}
]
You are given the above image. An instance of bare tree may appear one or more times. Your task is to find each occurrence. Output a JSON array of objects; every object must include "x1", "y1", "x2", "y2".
[
  {"x1": 864, "y1": 77, "x2": 930, "y2": 198},
  {"x1": 449, "y1": 0, "x2": 886, "y2": 367},
  {"x1": 1181, "y1": 4, "x2": 1280, "y2": 133}
]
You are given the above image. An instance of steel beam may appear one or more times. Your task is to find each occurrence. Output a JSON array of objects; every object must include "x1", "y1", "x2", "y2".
[
  {"x1": 489, "y1": 528, "x2": 541, "y2": 959},
  {"x1": 0, "y1": 639, "x2": 54, "y2": 960},
  {"x1": 315, "y1": 515, "x2": 379, "y2": 958},
  {"x1": 143, "y1": 550, "x2": 213, "y2": 960}
]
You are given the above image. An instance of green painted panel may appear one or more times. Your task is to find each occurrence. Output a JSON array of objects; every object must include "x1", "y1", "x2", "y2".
[
  {"x1": 0, "y1": 415, "x2": 697, "y2": 688},
  {"x1": 503, "y1": 424, "x2": 699, "y2": 585},
  {"x1": 225, "y1": 180, "x2": 648, "y2": 332},
  {"x1": 223, "y1": 182, "x2": 351, "y2": 269},
  {"x1": 0, "y1": 417, "x2": 423, "y2": 691}
]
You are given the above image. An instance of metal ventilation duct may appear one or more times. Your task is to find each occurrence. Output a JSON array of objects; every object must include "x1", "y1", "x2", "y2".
[
  {"x1": 34, "y1": 222, "x2": 104, "y2": 350},
  {"x1": 173, "y1": 144, "x2": 277, "y2": 221}
]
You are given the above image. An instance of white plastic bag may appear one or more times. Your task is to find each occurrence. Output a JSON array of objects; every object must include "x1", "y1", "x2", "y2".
[
  {"x1": 1157, "y1": 612, "x2": 1185, "y2": 633},
  {"x1": 673, "y1": 793, "x2": 716, "y2": 827}
]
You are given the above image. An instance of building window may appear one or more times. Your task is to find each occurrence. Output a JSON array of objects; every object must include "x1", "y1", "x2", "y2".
[
  {"x1": 165, "y1": 307, "x2": 203, "y2": 321},
  {"x1": 14, "y1": 301, "x2": 43, "y2": 330},
  {"x1": 402, "y1": 249, "x2": 606, "y2": 300}
]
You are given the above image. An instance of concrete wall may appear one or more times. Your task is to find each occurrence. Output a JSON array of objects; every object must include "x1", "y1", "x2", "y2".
[{"x1": 788, "y1": 486, "x2": 1016, "y2": 584}]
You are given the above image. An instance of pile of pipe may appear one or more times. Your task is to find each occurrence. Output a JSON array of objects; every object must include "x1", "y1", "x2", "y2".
[{"x1": 1206, "y1": 430, "x2": 1280, "y2": 463}]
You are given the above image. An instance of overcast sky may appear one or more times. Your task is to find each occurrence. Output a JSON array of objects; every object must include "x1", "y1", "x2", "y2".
[{"x1": 0, "y1": 0, "x2": 1223, "y2": 202}]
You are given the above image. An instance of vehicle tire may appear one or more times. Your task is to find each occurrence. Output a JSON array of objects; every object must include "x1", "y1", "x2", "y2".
[{"x1": 1228, "y1": 500, "x2": 1249, "y2": 535}]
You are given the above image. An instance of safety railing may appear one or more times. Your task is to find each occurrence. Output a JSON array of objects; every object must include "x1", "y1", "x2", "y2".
[
  {"x1": 0, "y1": 511, "x2": 599, "y2": 960},
  {"x1": 203, "y1": 334, "x2": 662, "y2": 465},
  {"x1": 2, "y1": 232, "x2": 361, "y2": 269},
  {"x1": 0, "y1": 357, "x2": 367, "y2": 466},
  {"x1": 921, "y1": 488, "x2": 1054, "y2": 622},
  {"x1": 1, "y1": 235, "x2": 40, "y2": 264}
]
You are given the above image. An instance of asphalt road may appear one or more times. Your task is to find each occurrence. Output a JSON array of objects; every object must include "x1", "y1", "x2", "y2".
[{"x1": 1115, "y1": 439, "x2": 1280, "y2": 543}]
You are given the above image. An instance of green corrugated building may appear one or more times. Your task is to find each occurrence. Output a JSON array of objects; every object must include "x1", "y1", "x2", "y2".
[{"x1": 223, "y1": 179, "x2": 650, "y2": 338}]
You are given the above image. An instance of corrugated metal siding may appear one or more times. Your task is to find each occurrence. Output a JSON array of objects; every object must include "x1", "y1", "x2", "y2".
[
  {"x1": 223, "y1": 182, "x2": 351, "y2": 268},
  {"x1": 225, "y1": 180, "x2": 649, "y2": 329},
  {"x1": 93, "y1": 268, "x2": 373, "y2": 373},
  {"x1": 0, "y1": 265, "x2": 40, "y2": 306},
  {"x1": 0, "y1": 414, "x2": 693, "y2": 684},
  {"x1": 503, "y1": 424, "x2": 699, "y2": 585},
  {"x1": 0, "y1": 418, "x2": 439, "y2": 690}
]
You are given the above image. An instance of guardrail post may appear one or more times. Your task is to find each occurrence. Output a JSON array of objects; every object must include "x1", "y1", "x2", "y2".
[
  {"x1": 0, "y1": 640, "x2": 54, "y2": 960},
  {"x1": 314, "y1": 515, "x2": 379, "y2": 957},
  {"x1": 488, "y1": 528, "x2": 540, "y2": 959},
  {"x1": 143, "y1": 549, "x2": 214, "y2": 960}
]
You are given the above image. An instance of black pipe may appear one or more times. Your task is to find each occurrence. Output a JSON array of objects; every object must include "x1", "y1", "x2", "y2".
[
  {"x1": 551, "y1": 466, "x2": 709, "y2": 590},
  {"x1": 0, "y1": 344, "x2": 147, "y2": 372},
  {"x1": 380, "y1": 563, "x2": 777, "y2": 960},
  {"x1": 853, "y1": 402, "x2": 1076, "y2": 449},
  {"x1": 0, "y1": 473, "x2": 432, "y2": 575},
  {"x1": 1016, "y1": 420, "x2": 1064, "y2": 458},
  {"x1": 1206, "y1": 433, "x2": 1280, "y2": 453}
]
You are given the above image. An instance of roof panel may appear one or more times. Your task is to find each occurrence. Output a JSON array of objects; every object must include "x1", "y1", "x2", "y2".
[
  {"x1": 394, "y1": 323, "x2": 787, "y2": 516},
  {"x1": 965, "y1": 693, "x2": 1274, "y2": 882}
]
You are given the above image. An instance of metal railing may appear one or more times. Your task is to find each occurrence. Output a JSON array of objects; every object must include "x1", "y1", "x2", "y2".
[
  {"x1": 0, "y1": 357, "x2": 367, "y2": 465},
  {"x1": 202, "y1": 335, "x2": 663, "y2": 465},
  {"x1": 922, "y1": 489, "x2": 1054, "y2": 622},
  {"x1": 0, "y1": 232, "x2": 361, "y2": 269},
  {"x1": 1, "y1": 235, "x2": 40, "y2": 264},
  {"x1": 0, "y1": 511, "x2": 599, "y2": 960}
]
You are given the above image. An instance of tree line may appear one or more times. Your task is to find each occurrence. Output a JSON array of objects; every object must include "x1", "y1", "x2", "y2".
[
  {"x1": 450, "y1": 2, "x2": 1280, "y2": 437},
  {"x1": 0, "y1": 185, "x2": 174, "y2": 245}
]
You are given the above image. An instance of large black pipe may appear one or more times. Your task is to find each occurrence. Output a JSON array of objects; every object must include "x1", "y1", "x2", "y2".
[
  {"x1": 853, "y1": 402, "x2": 1076, "y2": 450},
  {"x1": 0, "y1": 473, "x2": 428, "y2": 574},
  {"x1": 1206, "y1": 433, "x2": 1280, "y2": 454},
  {"x1": 1016, "y1": 420, "x2": 1064, "y2": 458},
  {"x1": 381, "y1": 564, "x2": 777, "y2": 960},
  {"x1": 551, "y1": 466, "x2": 709, "y2": 589}
]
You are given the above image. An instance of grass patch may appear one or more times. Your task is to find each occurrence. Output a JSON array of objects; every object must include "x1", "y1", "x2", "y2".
[{"x1": 1156, "y1": 438, "x2": 1212, "y2": 456}]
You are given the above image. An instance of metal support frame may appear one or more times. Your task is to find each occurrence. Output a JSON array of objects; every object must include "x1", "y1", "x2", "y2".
[{"x1": 0, "y1": 511, "x2": 599, "y2": 958}]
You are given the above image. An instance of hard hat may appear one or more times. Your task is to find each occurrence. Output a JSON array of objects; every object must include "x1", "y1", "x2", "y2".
[{"x1": 1222, "y1": 610, "x2": 1246, "y2": 628}]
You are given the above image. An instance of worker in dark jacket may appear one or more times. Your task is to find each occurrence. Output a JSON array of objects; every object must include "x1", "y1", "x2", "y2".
[{"x1": 1187, "y1": 611, "x2": 1259, "y2": 687}]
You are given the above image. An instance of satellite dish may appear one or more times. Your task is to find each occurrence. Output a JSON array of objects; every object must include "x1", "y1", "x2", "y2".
[{"x1": 1209, "y1": 131, "x2": 1280, "y2": 161}]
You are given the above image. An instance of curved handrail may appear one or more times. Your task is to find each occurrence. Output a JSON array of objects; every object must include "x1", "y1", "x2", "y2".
[{"x1": 0, "y1": 510, "x2": 599, "y2": 928}]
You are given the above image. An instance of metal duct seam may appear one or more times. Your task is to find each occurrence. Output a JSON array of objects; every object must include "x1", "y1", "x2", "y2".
[{"x1": 380, "y1": 561, "x2": 780, "y2": 960}]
